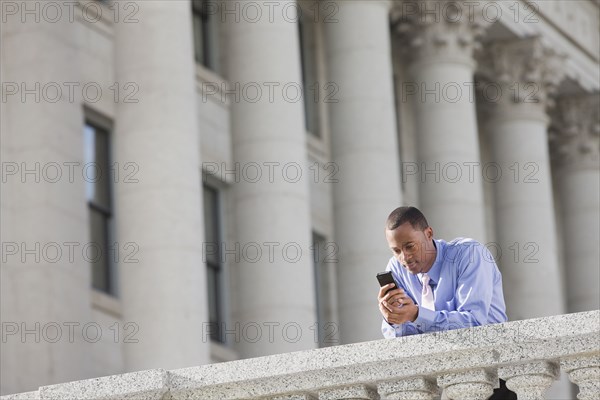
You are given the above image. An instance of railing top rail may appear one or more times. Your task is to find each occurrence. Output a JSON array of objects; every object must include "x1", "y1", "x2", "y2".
[{"x1": 3, "y1": 310, "x2": 598, "y2": 400}]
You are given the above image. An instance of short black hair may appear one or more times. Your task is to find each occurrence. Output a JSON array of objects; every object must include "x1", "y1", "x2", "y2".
[{"x1": 386, "y1": 206, "x2": 429, "y2": 231}]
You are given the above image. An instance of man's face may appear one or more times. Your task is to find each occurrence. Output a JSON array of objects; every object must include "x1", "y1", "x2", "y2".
[{"x1": 385, "y1": 222, "x2": 436, "y2": 275}]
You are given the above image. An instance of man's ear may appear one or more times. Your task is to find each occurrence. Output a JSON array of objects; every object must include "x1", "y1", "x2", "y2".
[{"x1": 424, "y1": 226, "x2": 433, "y2": 240}]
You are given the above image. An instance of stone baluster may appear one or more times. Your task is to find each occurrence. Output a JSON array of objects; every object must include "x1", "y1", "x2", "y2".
[
  {"x1": 377, "y1": 377, "x2": 439, "y2": 400},
  {"x1": 318, "y1": 385, "x2": 379, "y2": 400},
  {"x1": 271, "y1": 395, "x2": 317, "y2": 400},
  {"x1": 498, "y1": 361, "x2": 559, "y2": 400},
  {"x1": 561, "y1": 354, "x2": 600, "y2": 400},
  {"x1": 437, "y1": 369, "x2": 497, "y2": 400}
]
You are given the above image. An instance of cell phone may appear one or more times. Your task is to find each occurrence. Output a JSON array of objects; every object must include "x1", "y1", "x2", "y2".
[{"x1": 376, "y1": 271, "x2": 397, "y2": 294}]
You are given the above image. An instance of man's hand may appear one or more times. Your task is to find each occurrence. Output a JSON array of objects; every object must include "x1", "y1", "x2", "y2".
[{"x1": 378, "y1": 284, "x2": 419, "y2": 325}]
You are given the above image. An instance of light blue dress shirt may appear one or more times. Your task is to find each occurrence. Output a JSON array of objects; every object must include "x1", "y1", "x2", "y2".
[{"x1": 382, "y1": 238, "x2": 508, "y2": 338}]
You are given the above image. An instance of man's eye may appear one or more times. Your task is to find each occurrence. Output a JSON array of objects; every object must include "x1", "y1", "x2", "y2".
[{"x1": 406, "y1": 244, "x2": 414, "y2": 249}]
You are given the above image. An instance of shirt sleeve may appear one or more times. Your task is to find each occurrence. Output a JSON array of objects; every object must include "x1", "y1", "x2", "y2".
[
  {"x1": 413, "y1": 242, "x2": 497, "y2": 333},
  {"x1": 381, "y1": 318, "x2": 423, "y2": 338},
  {"x1": 380, "y1": 260, "x2": 424, "y2": 338}
]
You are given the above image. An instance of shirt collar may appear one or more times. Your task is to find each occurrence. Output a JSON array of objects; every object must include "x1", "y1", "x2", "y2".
[{"x1": 422, "y1": 239, "x2": 442, "y2": 285}]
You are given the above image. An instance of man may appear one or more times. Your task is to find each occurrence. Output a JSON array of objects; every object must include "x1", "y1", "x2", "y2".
[{"x1": 377, "y1": 206, "x2": 516, "y2": 399}]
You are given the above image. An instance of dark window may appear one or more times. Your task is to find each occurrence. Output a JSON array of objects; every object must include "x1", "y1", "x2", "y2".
[
  {"x1": 84, "y1": 122, "x2": 114, "y2": 295},
  {"x1": 299, "y1": 14, "x2": 320, "y2": 137},
  {"x1": 193, "y1": 0, "x2": 219, "y2": 72},
  {"x1": 393, "y1": 71, "x2": 405, "y2": 192},
  {"x1": 311, "y1": 231, "x2": 334, "y2": 347},
  {"x1": 203, "y1": 185, "x2": 224, "y2": 343}
]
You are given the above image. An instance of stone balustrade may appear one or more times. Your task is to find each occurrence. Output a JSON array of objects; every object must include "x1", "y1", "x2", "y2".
[{"x1": 2, "y1": 311, "x2": 598, "y2": 400}]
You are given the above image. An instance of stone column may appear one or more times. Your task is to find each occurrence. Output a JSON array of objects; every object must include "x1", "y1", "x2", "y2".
[
  {"x1": 477, "y1": 37, "x2": 567, "y2": 320},
  {"x1": 477, "y1": 38, "x2": 576, "y2": 400},
  {"x1": 221, "y1": 0, "x2": 317, "y2": 357},
  {"x1": 0, "y1": 2, "x2": 93, "y2": 394},
  {"x1": 392, "y1": 0, "x2": 488, "y2": 241},
  {"x1": 550, "y1": 94, "x2": 600, "y2": 313},
  {"x1": 113, "y1": 0, "x2": 210, "y2": 370},
  {"x1": 323, "y1": 0, "x2": 402, "y2": 343}
]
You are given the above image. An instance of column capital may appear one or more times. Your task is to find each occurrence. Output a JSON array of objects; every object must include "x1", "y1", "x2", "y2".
[
  {"x1": 477, "y1": 37, "x2": 566, "y2": 111},
  {"x1": 391, "y1": 0, "x2": 491, "y2": 68},
  {"x1": 549, "y1": 93, "x2": 600, "y2": 171}
]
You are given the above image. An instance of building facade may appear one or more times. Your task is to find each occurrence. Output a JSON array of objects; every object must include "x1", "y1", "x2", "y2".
[{"x1": 1, "y1": 0, "x2": 598, "y2": 397}]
